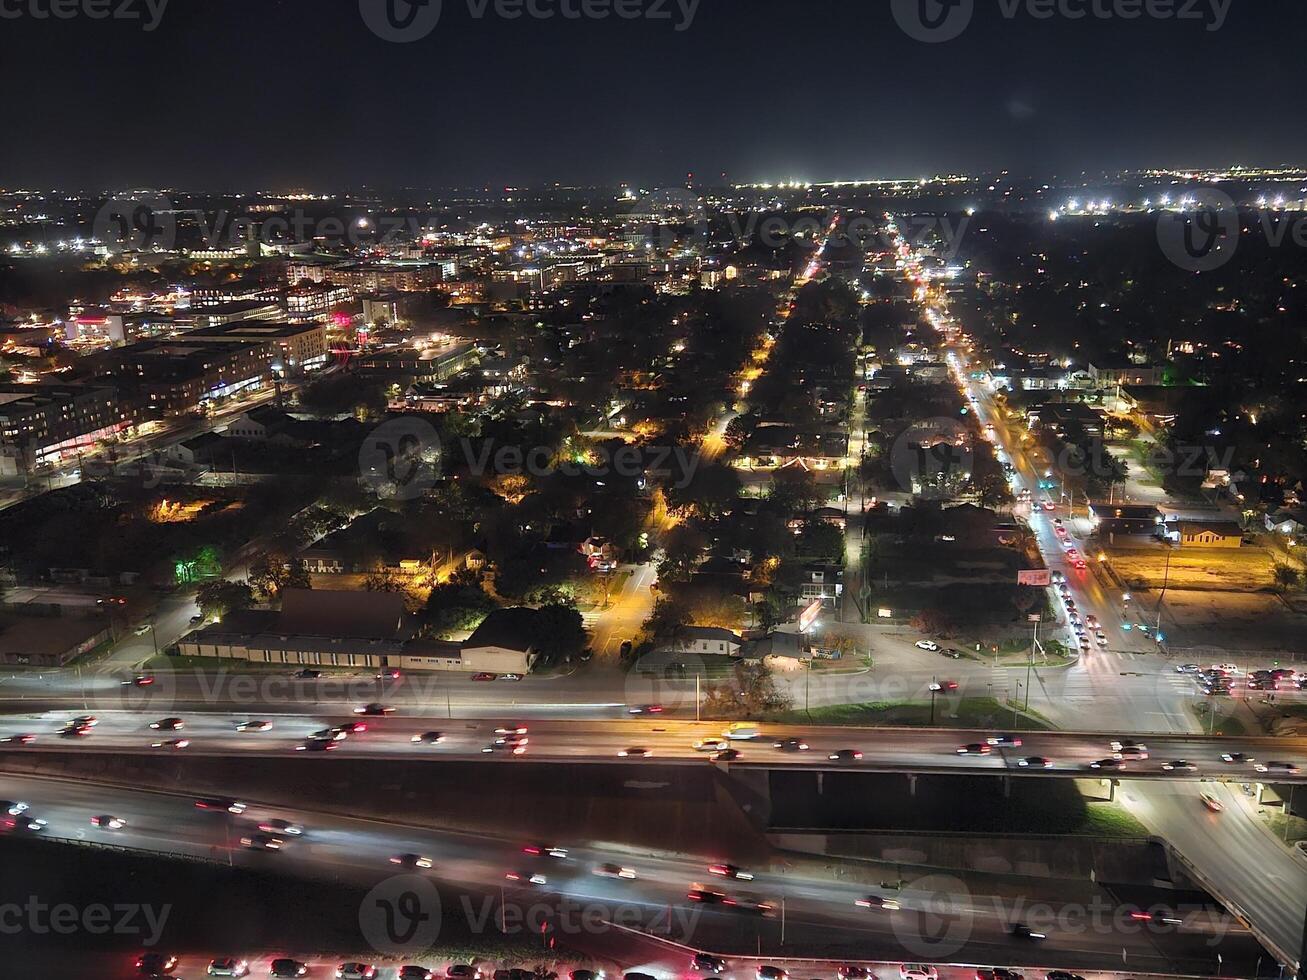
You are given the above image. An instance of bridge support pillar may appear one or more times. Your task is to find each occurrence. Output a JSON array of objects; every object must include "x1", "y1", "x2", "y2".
[
  {"x1": 1003, "y1": 774, "x2": 1012, "y2": 799},
  {"x1": 816, "y1": 772, "x2": 824, "y2": 795},
  {"x1": 907, "y1": 773, "x2": 917, "y2": 797}
]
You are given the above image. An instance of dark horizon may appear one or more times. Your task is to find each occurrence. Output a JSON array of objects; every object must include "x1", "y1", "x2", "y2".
[{"x1": 3, "y1": 0, "x2": 1306, "y2": 190}]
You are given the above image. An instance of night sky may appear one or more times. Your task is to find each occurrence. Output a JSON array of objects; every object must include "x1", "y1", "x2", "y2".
[{"x1": 3, "y1": 0, "x2": 1306, "y2": 189}]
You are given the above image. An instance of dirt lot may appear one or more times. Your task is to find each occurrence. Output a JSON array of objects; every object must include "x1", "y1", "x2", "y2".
[
  {"x1": 1108, "y1": 545, "x2": 1279, "y2": 591},
  {"x1": 1159, "y1": 590, "x2": 1307, "y2": 657}
]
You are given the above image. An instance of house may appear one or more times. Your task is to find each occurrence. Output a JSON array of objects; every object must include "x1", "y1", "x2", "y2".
[
  {"x1": 667, "y1": 625, "x2": 742, "y2": 658},
  {"x1": 1265, "y1": 508, "x2": 1307, "y2": 538},
  {"x1": 462, "y1": 608, "x2": 542, "y2": 673},
  {"x1": 799, "y1": 563, "x2": 843, "y2": 607},
  {"x1": 299, "y1": 509, "x2": 425, "y2": 576},
  {"x1": 1174, "y1": 521, "x2": 1243, "y2": 549}
]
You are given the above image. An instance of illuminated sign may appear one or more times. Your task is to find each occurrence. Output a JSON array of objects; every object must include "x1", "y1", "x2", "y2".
[{"x1": 798, "y1": 599, "x2": 823, "y2": 633}]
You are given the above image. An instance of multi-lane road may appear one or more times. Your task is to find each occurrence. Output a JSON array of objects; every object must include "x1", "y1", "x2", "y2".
[
  {"x1": 0, "y1": 771, "x2": 1260, "y2": 977},
  {"x1": 3, "y1": 712, "x2": 1305, "y2": 784}
]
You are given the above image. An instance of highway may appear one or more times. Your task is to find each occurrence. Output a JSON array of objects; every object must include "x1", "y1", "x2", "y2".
[
  {"x1": 0, "y1": 771, "x2": 1260, "y2": 977},
  {"x1": 2, "y1": 712, "x2": 1305, "y2": 783}
]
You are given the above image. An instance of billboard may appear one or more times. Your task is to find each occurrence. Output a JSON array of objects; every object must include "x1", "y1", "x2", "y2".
[
  {"x1": 1017, "y1": 569, "x2": 1053, "y2": 587},
  {"x1": 798, "y1": 599, "x2": 823, "y2": 633}
]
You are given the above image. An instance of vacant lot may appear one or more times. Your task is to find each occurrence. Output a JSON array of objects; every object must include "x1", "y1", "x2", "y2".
[{"x1": 1109, "y1": 546, "x2": 1278, "y2": 591}]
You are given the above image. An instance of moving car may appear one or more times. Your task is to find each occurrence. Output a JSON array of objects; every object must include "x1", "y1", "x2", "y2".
[
  {"x1": 837, "y1": 968, "x2": 872, "y2": 980},
  {"x1": 239, "y1": 833, "x2": 284, "y2": 850},
  {"x1": 928, "y1": 680, "x2": 958, "y2": 691},
  {"x1": 91, "y1": 814, "x2": 126, "y2": 829},
  {"x1": 773, "y1": 737, "x2": 809, "y2": 752},
  {"x1": 692, "y1": 954, "x2": 727, "y2": 974},
  {"x1": 149, "y1": 717, "x2": 184, "y2": 731},
  {"x1": 1018, "y1": 756, "x2": 1052, "y2": 768},
  {"x1": 899, "y1": 967, "x2": 938, "y2": 980},
  {"x1": 594, "y1": 862, "x2": 638, "y2": 879},
  {"x1": 1221, "y1": 752, "x2": 1252, "y2": 764},
  {"x1": 687, "y1": 885, "x2": 727, "y2": 903},
  {"x1": 1175, "y1": 663, "x2": 1200, "y2": 674},
  {"x1": 412, "y1": 731, "x2": 446, "y2": 744},
  {"x1": 0, "y1": 733, "x2": 35, "y2": 745},
  {"x1": 975, "y1": 971, "x2": 1023, "y2": 980},
  {"x1": 828, "y1": 749, "x2": 863, "y2": 762},
  {"x1": 136, "y1": 953, "x2": 178, "y2": 975},
  {"x1": 708, "y1": 863, "x2": 754, "y2": 880},
  {"x1": 694, "y1": 738, "x2": 729, "y2": 752},
  {"x1": 712, "y1": 748, "x2": 741, "y2": 762},
  {"x1": 354, "y1": 702, "x2": 395, "y2": 716},
  {"x1": 854, "y1": 895, "x2": 901, "y2": 910},
  {"x1": 915, "y1": 640, "x2": 940, "y2": 652},
  {"x1": 472, "y1": 672, "x2": 498, "y2": 681},
  {"x1": 337, "y1": 964, "x2": 378, "y2": 979},
  {"x1": 986, "y1": 734, "x2": 1022, "y2": 747},
  {"x1": 270, "y1": 960, "x2": 309, "y2": 978},
  {"x1": 195, "y1": 797, "x2": 246, "y2": 814},
  {"x1": 151, "y1": 738, "x2": 190, "y2": 749},
  {"x1": 1255, "y1": 761, "x2": 1301, "y2": 774},
  {"x1": 207, "y1": 957, "x2": 250, "y2": 977},
  {"x1": 1162, "y1": 760, "x2": 1197, "y2": 772},
  {"x1": 627, "y1": 704, "x2": 664, "y2": 715},
  {"x1": 390, "y1": 853, "x2": 433, "y2": 869},
  {"x1": 1110, "y1": 740, "x2": 1148, "y2": 758},
  {"x1": 293, "y1": 668, "x2": 322, "y2": 679},
  {"x1": 957, "y1": 743, "x2": 992, "y2": 755},
  {"x1": 1012, "y1": 924, "x2": 1047, "y2": 940},
  {"x1": 617, "y1": 747, "x2": 650, "y2": 758},
  {"x1": 1201, "y1": 793, "x2": 1225, "y2": 812},
  {"x1": 400, "y1": 969, "x2": 435, "y2": 980},
  {"x1": 504, "y1": 870, "x2": 547, "y2": 885},
  {"x1": 1090, "y1": 758, "x2": 1124, "y2": 770},
  {"x1": 756, "y1": 968, "x2": 787, "y2": 980},
  {"x1": 0, "y1": 800, "x2": 29, "y2": 816},
  {"x1": 259, "y1": 819, "x2": 304, "y2": 836},
  {"x1": 522, "y1": 844, "x2": 568, "y2": 858},
  {"x1": 236, "y1": 720, "x2": 272, "y2": 732},
  {"x1": 296, "y1": 737, "x2": 339, "y2": 752}
]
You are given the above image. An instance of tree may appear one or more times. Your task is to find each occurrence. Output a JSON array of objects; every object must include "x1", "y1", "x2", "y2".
[
  {"x1": 533, "y1": 602, "x2": 588, "y2": 666},
  {"x1": 195, "y1": 580, "x2": 254, "y2": 620},
  {"x1": 796, "y1": 521, "x2": 845, "y2": 562},
  {"x1": 671, "y1": 462, "x2": 741, "y2": 519},
  {"x1": 723, "y1": 415, "x2": 752, "y2": 451},
  {"x1": 248, "y1": 552, "x2": 311, "y2": 601},
  {"x1": 1273, "y1": 564, "x2": 1302, "y2": 593},
  {"x1": 425, "y1": 575, "x2": 495, "y2": 637},
  {"x1": 911, "y1": 607, "x2": 959, "y2": 638},
  {"x1": 769, "y1": 468, "x2": 826, "y2": 517}
]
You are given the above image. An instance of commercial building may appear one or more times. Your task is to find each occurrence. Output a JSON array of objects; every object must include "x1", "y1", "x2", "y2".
[
  {"x1": 190, "y1": 301, "x2": 284, "y2": 327},
  {"x1": 0, "y1": 383, "x2": 129, "y2": 465},
  {"x1": 184, "y1": 320, "x2": 328, "y2": 374},
  {"x1": 108, "y1": 338, "x2": 275, "y2": 415},
  {"x1": 286, "y1": 282, "x2": 353, "y2": 323},
  {"x1": 325, "y1": 260, "x2": 444, "y2": 293},
  {"x1": 177, "y1": 590, "x2": 538, "y2": 674}
]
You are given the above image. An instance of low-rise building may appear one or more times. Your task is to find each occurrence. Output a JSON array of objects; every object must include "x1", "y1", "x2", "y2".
[{"x1": 1172, "y1": 520, "x2": 1244, "y2": 549}]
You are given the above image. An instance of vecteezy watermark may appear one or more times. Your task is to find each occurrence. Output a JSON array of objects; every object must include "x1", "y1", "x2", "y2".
[
  {"x1": 720, "y1": 210, "x2": 971, "y2": 263},
  {"x1": 892, "y1": 873, "x2": 974, "y2": 958},
  {"x1": 622, "y1": 186, "x2": 710, "y2": 255},
  {"x1": 358, "y1": 417, "x2": 705, "y2": 499},
  {"x1": 359, "y1": 417, "x2": 444, "y2": 501},
  {"x1": 1158, "y1": 191, "x2": 1307, "y2": 272},
  {"x1": 890, "y1": 417, "x2": 974, "y2": 498},
  {"x1": 360, "y1": 875, "x2": 442, "y2": 956},
  {"x1": 892, "y1": 0, "x2": 1230, "y2": 43},
  {"x1": 0, "y1": 897, "x2": 171, "y2": 943},
  {"x1": 0, "y1": 0, "x2": 169, "y2": 30},
  {"x1": 1156, "y1": 187, "x2": 1238, "y2": 272},
  {"x1": 359, "y1": 0, "x2": 698, "y2": 42},
  {"x1": 92, "y1": 191, "x2": 176, "y2": 253}
]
